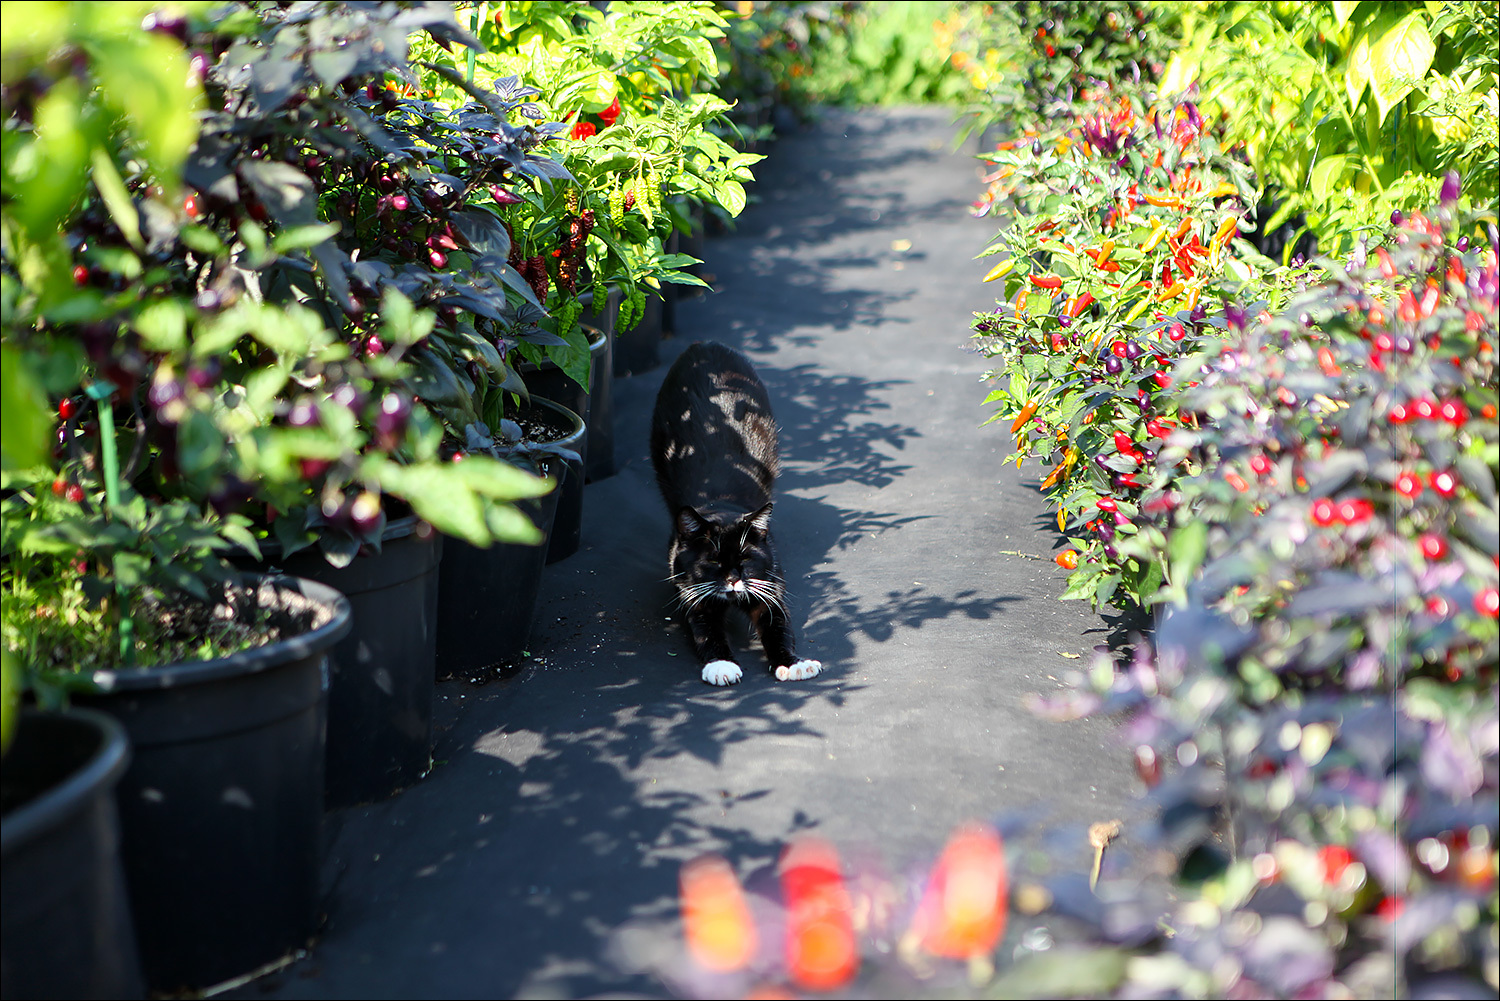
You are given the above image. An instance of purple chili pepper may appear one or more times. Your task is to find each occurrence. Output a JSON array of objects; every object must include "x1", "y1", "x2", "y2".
[{"x1": 1440, "y1": 171, "x2": 1461, "y2": 206}]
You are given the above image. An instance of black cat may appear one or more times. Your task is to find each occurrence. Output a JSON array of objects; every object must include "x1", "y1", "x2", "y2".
[{"x1": 650, "y1": 342, "x2": 821, "y2": 686}]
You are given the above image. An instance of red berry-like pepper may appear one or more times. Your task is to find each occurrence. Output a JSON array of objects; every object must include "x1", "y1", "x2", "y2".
[
  {"x1": 58, "y1": 397, "x2": 80, "y2": 420},
  {"x1": 1418, "y1": 534, "x2": 1448, "y2": 561}
]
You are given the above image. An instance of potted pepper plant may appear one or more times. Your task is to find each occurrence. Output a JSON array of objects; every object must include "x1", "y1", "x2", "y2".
[{"x1": 0, "y1": 1, "x2": 550, "y2": 990}]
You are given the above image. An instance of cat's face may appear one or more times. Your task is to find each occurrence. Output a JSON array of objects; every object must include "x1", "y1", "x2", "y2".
[{"x1": 671, "y1": 504, "x2": 784, "y2": 610}]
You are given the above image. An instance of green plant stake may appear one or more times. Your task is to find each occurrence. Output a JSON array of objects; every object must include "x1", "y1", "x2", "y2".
[{"x1": 85, "y1": 381, "x2": 134, "y2": 666}]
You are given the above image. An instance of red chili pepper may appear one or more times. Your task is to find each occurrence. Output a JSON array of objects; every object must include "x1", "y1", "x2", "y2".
[
  {"x1": 1029, "y1": 274, "x2": 1063, "y2": 290},
  {"x1": 1375, "y1": 248, "x2": 1396, "y2": 278},
  {"x1": 1066, "y1": 293, "x2": 1095, "y2": 318}
]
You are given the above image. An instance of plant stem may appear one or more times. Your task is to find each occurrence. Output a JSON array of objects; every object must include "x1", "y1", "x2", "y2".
[{"x1": 468, "y1": 4, "x2": 480, "y2": 84}]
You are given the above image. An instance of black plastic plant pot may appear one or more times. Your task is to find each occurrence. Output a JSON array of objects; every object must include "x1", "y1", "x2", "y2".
[
  {"x1": 2, "y1": 708, "x2": 142, "y2": 1000},
  {"x1": 521, "y1": 331, "x2": 607, "y2": 562},
  {"x1": 75, "y1": 575, "x2": 351, "y2": 993},
  {"x1": 532, "y1": 397, "x2": 586, "y2": 564},
  {"x1": 579, "y1": 289, "x2": 620, "y2": 482},
  {"x1": 435, "y1": 471, "x2": 562, "y2": 677},
  {"x1": 254, "y1": 516, "x2": 442, "y2": 809},
  {"x1": 613, "y1": 292, "x2": 662, "y2": 378}
]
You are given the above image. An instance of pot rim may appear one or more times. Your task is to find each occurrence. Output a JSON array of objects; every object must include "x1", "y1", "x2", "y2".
[
  {"x1": 517, "y1": 395, "x2": 586, "y2": 451},
  {"x1": 86, "y1": 574, "x2": 352, "y2": 693},
  {"x1": 0, "y1": 706, "x2": 130, "y2": 854}
]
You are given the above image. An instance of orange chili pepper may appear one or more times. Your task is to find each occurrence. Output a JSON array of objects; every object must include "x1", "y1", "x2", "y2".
[
  {"x1": 1009, "y1": 401, "x2": 1039, "y2": 433},
  {"x1": 1142, "y1": 191, "x2": 1182, "y2": 209},
  {"x1": 1156, "y1": 282, "x2": 1185, "y2": 302},
  {"x1": 1173, "y1": 218, "x2": 1193, "y2": 242},
  {"x1": 1095, "y1": 240, "x2": 1115, "y2": 268},
  {"x1": 1184, "y1": 285, "x2": 1200, "y2": 313}
]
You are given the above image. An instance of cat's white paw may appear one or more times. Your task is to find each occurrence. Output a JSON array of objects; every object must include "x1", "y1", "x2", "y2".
[
  {"x1": 775, "y1": 659, "x2": 822, "y2": 682},
  {"x1": 702, "y1": 660, "x2": 743, "y2": 686}
]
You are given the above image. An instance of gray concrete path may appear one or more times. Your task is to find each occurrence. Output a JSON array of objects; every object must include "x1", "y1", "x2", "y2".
[{"x1": 244, "y1": 106, "x2": 1151, "y2": 1000}]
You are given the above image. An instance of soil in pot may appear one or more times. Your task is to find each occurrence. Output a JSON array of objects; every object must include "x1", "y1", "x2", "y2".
[
  {"x1": 75, "y1": 576, "x2": 350, "y2": 993},
  {"x1": 2, "y1": 708, "x2": 142, "y2": 1000}
]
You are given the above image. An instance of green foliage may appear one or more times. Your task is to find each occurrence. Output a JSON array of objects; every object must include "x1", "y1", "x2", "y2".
[
  {"x1": 784, "y1": 1, "x2": 974, "y2": 107},
  {"x1": 1157, "y1": 0, "x2": 1499, "y2": 256},
  {"x1": 412, "y1": 0, "x2": 760, "y2": 344}
]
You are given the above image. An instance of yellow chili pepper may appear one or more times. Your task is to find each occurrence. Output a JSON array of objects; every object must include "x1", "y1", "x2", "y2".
[
  {"x1": 1125, "y1": 294, "x2": 1154, "y2": 324},
  {"x1": 1140, "y1": 220, "x2": 1168, "y2": 253},
  {"x1": 1056, "y1": 507, "x2": 1067, "y2": 532},
  {"x1": 1095, "y1": 239, "x2": 1116, "y2": 269},
  {"x1": 1185, "y1": 284, "x2": 1201, "y2": 313},
  {"x1": 1142, "y1": 192, "x2": 1183, "y2": 209},
  {"x1": 1211, "y1": 216, "x2": 1238, "y2": 248},
  {"x1": 983, "y1": 258, "x2": 1015, "y2": 282},
  {"x1": 1209, "y1": 181, "x2": 1238, "y2": 198},
  {"x1": 1010, "y1": 401, "x2": 1039, "y2": 433}
]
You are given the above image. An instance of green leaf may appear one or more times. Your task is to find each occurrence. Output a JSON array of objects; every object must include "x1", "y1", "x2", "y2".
[
  {"x1": 983, "y1": 948, "x2": 1128, "y2": 999},
  {"x1": 1308, "y1": 154, "x2": 1352, "y2": 204},
  {"x1": 1331, "y1": 1, "x2": 1362, "y2": 29},
  {"x1": 90, "y1": 147, "x2": 142, "y2": 250},
  {"x1": 0, "y1": 346, "x2": 53, "y2": 473},
  {"x1": 1168, "y1": 520, "x2": 1208, "y2": 586},
  {"x1": 270, "y1": 222, "x2": 341, "y2": 254},
  {"x1": 134, "y1": 299, "x2": 187, "y2": 353},
  {"x1": 1368, "y1": 12, "x2": 1436, "y2": 122},
  {"x1": 1344, "y1": 27, "x2": 1373, "y2": 108},
  {"x1": 91, "y1": 34, "x2": 200, "y2": 184}
]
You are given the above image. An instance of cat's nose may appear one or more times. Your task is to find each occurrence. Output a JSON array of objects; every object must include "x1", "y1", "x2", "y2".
[{"x1": 725, "y1": 576, "x2": 747, "y2": 593}]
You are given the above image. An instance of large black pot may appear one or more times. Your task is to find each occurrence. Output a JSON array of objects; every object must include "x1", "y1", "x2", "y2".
[
  {"x1": 434, "y1": 397, "x2": 581, "y2": 675},
  {"x1": 2, "y1": 708, "x2": 142, "y2": 1000},
  {"x1": 247, "y1": 517, "x2": 442, "y2": 809},
  {"x1": 579, "y1": 288, "x2": 620, "y2": 482},
  {"x1": 520, "y1": 335, "x2": 603, "y2": 563},
  {"x1": 613, "y1": 292, "x2": 663, "y2": 378},
  {"x1": 76, "y1": 576, "x2": 350, "y2": 993},
  {"x1": 435, "y1": 467, "x2": 563, "y2": 676}
]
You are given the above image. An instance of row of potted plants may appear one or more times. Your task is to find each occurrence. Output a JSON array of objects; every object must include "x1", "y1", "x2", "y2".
[
  {"x1": 0, "y1": 1, "x2": 770, "y2": 994},
  {"x1": 956, "y1": 1, "x2": 1497, "y2": 996}
]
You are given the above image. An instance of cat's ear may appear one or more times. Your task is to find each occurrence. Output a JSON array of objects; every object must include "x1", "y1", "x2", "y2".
[
  {"x1": 676, "y1": 507, "x2": 710, "y2": 538},
  {"x1": 743, "y1": 503, "x2": 773, "y2": 536}
]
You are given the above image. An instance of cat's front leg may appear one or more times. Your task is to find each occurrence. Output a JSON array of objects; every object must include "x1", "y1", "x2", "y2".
[
  {"x1": 684, "y1": 602, "x2": 741, "y2": 685},
  {"x1": 750, "y1": 607, "x2": 821, "y2": 682}
]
